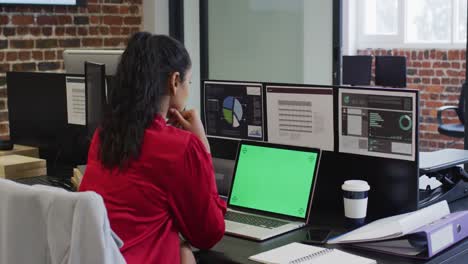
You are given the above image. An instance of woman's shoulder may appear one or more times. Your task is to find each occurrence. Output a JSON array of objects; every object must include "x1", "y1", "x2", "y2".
[
  {"x1": 148, "y1": 123, "x2": 193, "y2": 141},
  {"x1": 143, "y1": 125, "x2": 198, "y2": 156}
]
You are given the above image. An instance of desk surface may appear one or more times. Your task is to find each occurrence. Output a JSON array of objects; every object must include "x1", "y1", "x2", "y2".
[{"x1": 197, "y1": 198, "x2": 468, "y2": 264}]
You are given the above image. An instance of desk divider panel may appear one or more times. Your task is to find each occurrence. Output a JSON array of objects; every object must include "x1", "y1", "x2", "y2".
[
  {"x1": 205, "y1": 80, "x2": 420, "y2": 223},
  {"x1": 313, "y1": 151, "x2": 419, "y2": 221}
]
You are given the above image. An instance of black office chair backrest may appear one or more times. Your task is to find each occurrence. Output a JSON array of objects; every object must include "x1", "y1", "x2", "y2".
[
  {"x1": 342, "y1": 55, "x2": 372, "y2": 86},
  {"x1": 458, "y1": 83, "x2": 466, "y2": 124},
  {"x1": 375, "y1": 56, "x2": 407, "y2": 88}
]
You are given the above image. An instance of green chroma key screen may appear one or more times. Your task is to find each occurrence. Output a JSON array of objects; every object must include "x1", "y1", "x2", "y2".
[{"x1": 229, "y1": 144, "x2": 318, "y2": 218}]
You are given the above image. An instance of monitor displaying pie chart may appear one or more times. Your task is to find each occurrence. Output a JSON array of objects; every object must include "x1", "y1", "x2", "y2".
[{"x1": 223, "y1": 96, "x2": 243, "y2": 128}]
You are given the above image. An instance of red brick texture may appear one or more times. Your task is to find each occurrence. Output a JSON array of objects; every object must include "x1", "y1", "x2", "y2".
[
  {"x1": 358, "y1": 48, "x2": 467, "y2": 151},
  {"x1": 0, "y1": 0, "x2": 143, "y2": 136}
]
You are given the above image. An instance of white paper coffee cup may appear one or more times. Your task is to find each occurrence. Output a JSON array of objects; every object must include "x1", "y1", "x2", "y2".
[{"x1": 342, "y1": 180, "x2": 370, "y2": 228}]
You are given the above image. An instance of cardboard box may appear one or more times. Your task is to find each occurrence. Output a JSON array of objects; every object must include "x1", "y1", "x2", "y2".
[
  {"x1": 0, "y1": 145, "x2": 39, "y2": 158},
  {"x1": 72, "y1": 165, "x2": 86, "y2": 189},
  {"x1": 0, "y1": 155, "x2": 47, "y2": 179}
]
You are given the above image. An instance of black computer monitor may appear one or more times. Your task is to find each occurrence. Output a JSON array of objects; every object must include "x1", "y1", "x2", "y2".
[
  {"x1": 342, "y1": 55, "x2": 372, "y2": 86},
  {"x1": 202, "y1": 80, "x2": 265, "y2": 141},
  {"x1": 85, "y1": 61, "x2": 106, "y2": 138},
  {"x1": 7, "y1": 72, "x2": 88, "y2": 177},
  {"x1": 375, "y1": 56, "x2": 407, "y2": 88}
]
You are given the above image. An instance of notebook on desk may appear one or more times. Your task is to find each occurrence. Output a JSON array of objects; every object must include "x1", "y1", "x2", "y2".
[
  {"x1": 225, "y1": 141, "x2": 321, "y2": 241},
  {"x1": 249, "y1": 242, "x2": 376, "y2": 264}
]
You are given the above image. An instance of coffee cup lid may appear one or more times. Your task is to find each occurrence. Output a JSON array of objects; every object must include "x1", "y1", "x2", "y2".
[{"x1": 342, "y1": 180, "x2": 370, "y2": 192}]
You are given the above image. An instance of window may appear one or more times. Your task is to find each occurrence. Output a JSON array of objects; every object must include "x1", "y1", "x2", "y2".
[
  {"x1": 406, "y1": 0, "x2": 451, "y2": 43},
  {"x1": 202, "y1": 0, "x2": 336, "y2": 85},
  {"x1": 456, "y1": 0, "x2": 467, "y2": 42},
  {"x1": 363, "y1": 0, "x2": 399, "y2": 35},
  {"x1": 357, "y1": 0, "x2": 467, "y2": 48}
]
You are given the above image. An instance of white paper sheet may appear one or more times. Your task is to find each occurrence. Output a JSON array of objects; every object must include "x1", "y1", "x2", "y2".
[
  {"x1": 266, "y1": 86, "x2": 334, "y2": 151},
  {"x1": 66, "y1": 76, "x2": 86, "y2": 126}
]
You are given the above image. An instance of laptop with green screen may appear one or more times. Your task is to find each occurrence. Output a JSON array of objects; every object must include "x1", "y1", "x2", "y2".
[{"x1": 225, "y1": 141, "x2": 321, "y2": 240}]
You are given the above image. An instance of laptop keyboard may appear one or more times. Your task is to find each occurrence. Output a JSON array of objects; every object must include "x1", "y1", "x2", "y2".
[
  {"x1": 225, "y1": 211, "x2": 288, "y2": 229},
  {"x1": 15, "y1": 176, "x2": 51, "y2": 185},
  {"x1": 14, "y1": 176, "x2": 74, "y2": 191}
]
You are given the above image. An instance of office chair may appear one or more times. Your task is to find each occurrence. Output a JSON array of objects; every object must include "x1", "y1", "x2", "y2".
[
  {"x1": 437, "y1": 83, "x2": 466, "y2": 138},
  {"x1": 342, "y1": 55, "x2": 372, "y2": 86},
  {"x1": 375, "y1": 56, "x2": 407, "y2": 88},
  {"x1": 0, "y1": 180, "x2": 125, "y2": 264}
]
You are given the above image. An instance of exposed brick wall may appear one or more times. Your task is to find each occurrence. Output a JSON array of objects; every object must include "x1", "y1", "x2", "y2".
[
  {"x1": 358, "y1": 48, "x2": 466, "y2": 151},
  {"x1": 0, "y1": 0, "x2": 143, "y2": 136}
]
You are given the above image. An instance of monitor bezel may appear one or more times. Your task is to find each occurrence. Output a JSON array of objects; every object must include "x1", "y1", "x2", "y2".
[{"x1": 227, "y1": 140, "x2": 321, "y2": 223}]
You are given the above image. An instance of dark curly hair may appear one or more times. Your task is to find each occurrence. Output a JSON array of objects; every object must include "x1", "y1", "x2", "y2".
[{"x1": 99, "y1": 32, "x2": 192, "y2": 168}]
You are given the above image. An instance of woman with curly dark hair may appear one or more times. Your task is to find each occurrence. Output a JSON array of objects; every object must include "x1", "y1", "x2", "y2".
[{"x1": 79, "y1": 32, "x2": 226, "y2": 264}]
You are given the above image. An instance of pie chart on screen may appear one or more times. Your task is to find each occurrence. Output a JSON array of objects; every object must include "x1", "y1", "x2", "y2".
[{"x1": 223, "y1": 96, "x2": 243, "y2": 128}]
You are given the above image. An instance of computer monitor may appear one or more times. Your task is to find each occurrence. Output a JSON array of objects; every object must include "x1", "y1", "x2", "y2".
[
  {"x1": 338, "y1": 87, "x2": 417, "y2": 161},
  {"x1": 375, "y1": 56, "x2": 407, "y2": 88},
  {"x1": 64, "y1": 49, "x2": 123, "y2": 75},
  {"x1": 203, "y1": 81, "x2": 265, "y2": 141},
  {"x1": 7, "y1": 72, "x2": 88, "y2": 177},
  {"x1": 265, "y1": 84, "x2": 334, "y2": 151},
  {"x1": 85, "y1": 61, "x2": 106, "y2": 137},
  {"x1": 342, "y1": 55, "x2": 372, "y2": 86}
]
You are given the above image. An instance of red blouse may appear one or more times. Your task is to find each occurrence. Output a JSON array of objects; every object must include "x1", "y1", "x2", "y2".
[{"x1": 79, "y1": 115, "x2": 227, "y2": 264}]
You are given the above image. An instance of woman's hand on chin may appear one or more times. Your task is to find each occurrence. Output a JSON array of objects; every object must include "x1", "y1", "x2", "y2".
[{"x1": 168, "y1": 108, "x2": 211, "y2": 153}]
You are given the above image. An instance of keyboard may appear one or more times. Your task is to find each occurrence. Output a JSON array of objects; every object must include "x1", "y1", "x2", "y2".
[
  {"x1": 225, "y1": 211, "x2": 288, "y2": 229},
  {"x1": 14, "y1": 176, "x2": 74, "y2": 191},
  {"x1": 15, "y1": 175, "x2": 50, "y2": 185}
]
